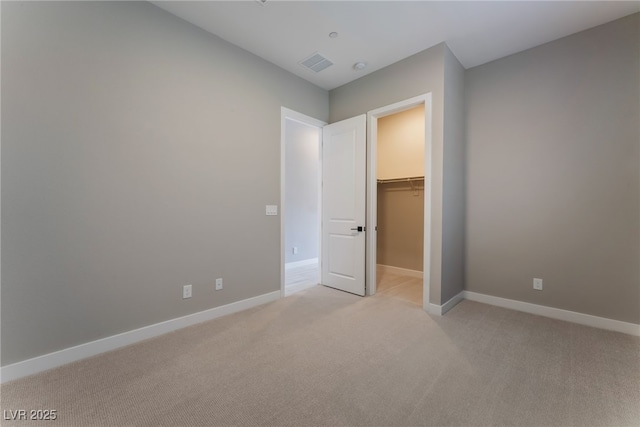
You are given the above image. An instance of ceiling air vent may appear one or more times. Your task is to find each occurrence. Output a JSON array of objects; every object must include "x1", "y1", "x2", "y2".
[{"x1": 299, "y1": 52, "x2": 333, "y2": 73}]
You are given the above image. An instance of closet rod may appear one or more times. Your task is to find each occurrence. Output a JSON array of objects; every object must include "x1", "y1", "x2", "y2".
[{"x1": 377, "y1": 176, "x2": 424, "y2": 184}]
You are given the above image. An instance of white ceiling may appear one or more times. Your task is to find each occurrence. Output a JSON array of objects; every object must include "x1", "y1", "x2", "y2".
[{"x1": 152, "y1": 1, "x2": 640, "y2": 91}]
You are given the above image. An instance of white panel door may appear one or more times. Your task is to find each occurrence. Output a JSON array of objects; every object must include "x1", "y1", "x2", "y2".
[{"x1": 321, "y1": 115, "x2": 366, "y2": 296}]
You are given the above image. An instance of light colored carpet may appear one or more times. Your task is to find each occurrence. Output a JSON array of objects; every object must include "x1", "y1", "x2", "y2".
[{"x1": 1, "y1": 283, "x2": 639, "y2": 427}]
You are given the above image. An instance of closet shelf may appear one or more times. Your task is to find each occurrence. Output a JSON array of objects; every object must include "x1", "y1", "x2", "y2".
[{"x1": 376, "y1": 176, "x2": 424, "y2": 184}]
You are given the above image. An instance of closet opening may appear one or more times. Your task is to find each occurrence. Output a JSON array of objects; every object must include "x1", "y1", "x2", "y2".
[
  {"x1": 366, "y1": 94, "x2": 432, "y2": 311},
  {"x1": 375, "y1": 105, "x2": 425, "y2": 306}
]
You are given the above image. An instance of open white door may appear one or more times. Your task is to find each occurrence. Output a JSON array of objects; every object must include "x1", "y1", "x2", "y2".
[{"x1": 321, "y1": 115, "x2": 366, "y2": 296}]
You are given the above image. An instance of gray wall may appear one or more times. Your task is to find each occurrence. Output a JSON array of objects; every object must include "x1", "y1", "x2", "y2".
[
  {"x1": 1, "y1": 1, "x2": 328, "y2": 365},
  {"x1": 441, "y1": 47, "x2": 467, "y2": 304},
  {"x1": 331, "y1": 42, "x2": 466, "y2": 306},
  {"x1": 465, "y1": 14, "x2": 639, "y2": 324},
  {"x1": 284, "y1": 119, "x2": 320, "y2": 264}
]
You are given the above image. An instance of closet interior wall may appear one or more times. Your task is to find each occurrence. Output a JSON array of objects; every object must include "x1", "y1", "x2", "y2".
[{"x1": 376, "y1": 105, "x2": 426, "y2": 274}]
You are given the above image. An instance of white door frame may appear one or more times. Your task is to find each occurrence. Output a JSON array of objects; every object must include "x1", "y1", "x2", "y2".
[
  {"x1": 366, "y1": 93, "x2": 433, "y2": 312},
  {"x1": 280, "y1": 108, "x2": 326, "y2": 298}
]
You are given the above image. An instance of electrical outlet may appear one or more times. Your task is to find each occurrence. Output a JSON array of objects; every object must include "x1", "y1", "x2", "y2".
[
  {"x1": 215, "y1": 278, "x2": 223, "y2": 291},
  {"x1": 183, "y1": 284, "x2": 192, "y2": 299},
  {"x1": 533, "y1": 278, "x2": 543, "y2": 291},
  {"x1": 265, "y1": 205, "x2": 278, "y2": 216},
  {"x1": 293, "y1": 246, "x2": 299, "y2": 254}
]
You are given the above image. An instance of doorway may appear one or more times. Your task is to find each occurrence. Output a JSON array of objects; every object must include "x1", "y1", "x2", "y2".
[
  {"x1": 281, "y1": 95, "x2": 432, "y2": 308},
  {"x1": 367, "y1": 94, "x2": 433, "y2": 311},
  {"x1": 280, "y1": 108, "x2": 325, "y2": 297},
  {"x1": 375, "y1": 105, "x2": 425, "y2": 306}
]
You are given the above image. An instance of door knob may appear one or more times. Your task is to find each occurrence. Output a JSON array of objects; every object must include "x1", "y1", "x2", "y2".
[{"x1": 350, "y1": 226, "x2": 364, "y2": 232}]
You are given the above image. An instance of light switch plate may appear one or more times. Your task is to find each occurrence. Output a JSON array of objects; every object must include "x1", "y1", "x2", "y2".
[{"x1": 266, "y1": 205, "x2": 278, "y2": 216}]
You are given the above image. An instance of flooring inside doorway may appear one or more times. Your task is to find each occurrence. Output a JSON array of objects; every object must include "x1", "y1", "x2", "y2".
[
  {"x1": 285, "y1": 262, "x2": 319, "y2": 296},
  {"x1": 376, "y1": 266, "x2": 423, "y2": 306},
  {"x1": 286, "y1": 263, "x2": 422, "y2": 303}
]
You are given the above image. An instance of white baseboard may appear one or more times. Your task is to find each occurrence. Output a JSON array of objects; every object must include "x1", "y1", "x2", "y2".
[
  {"x1": 0, "y1": 290, "x2": 281, "y2": 384},
  {"x1": 463, "y1": 291, "x2": 640, "y2": 337},
  {"x1": 441, "y1": 291, "x2": 465, "y2": 315},
  {"x1": 285, "y1": 258, "x2": 318, "y2": 270},
  {"x1": 428, "y1": 291, "x2": 465, "y2": 315},
  {"x1": 427, "y1": 303, "x2": 441, "y2": 315},
  {"x1": 377, "y1": 264, "x2": 423, "y2": 279}
]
